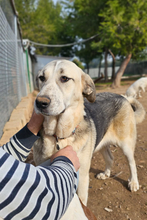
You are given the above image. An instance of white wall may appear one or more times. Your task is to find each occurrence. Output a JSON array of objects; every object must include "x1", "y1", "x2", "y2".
[{"x1": 85, "y1": 67, "x2": 120, "y2": 79}]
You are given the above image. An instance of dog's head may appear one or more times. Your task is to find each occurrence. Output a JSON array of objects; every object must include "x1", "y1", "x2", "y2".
[{"x1": 35, "y1": 60, "x2": 96, "y2": 116}]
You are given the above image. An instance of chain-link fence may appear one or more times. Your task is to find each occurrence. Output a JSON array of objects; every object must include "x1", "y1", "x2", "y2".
[
  {"x1": 0, "y1": 0, "x2": 33, "y2": 138},
  {"x1": 86, "y1": 61, "x2": 147, "y2": 79}
]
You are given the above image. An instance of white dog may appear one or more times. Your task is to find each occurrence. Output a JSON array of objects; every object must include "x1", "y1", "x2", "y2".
[{"x1": 126, "y1": 77, "x2": 147, "y2": 98}]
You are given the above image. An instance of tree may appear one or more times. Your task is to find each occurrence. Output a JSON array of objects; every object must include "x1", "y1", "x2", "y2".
[
  {"x1": 67, "y1": 0, "x2": 147, "y2": 86},
  {"x1": 96, "y1": 0, "x2": 147, "y2": 87},
  {"x1": 74, "y1": 41, "x2": 99, "y2": 74},
  {"x1": 63, "y1": 0, "x2": 106, "y2": 69},
  {"x1": 108, "y1": 49, "x2": 116, "y2": 80},
  {"x1": 15, "y1": 0, "x2": 74, "y2": 56},
  {"x1": 72, "y1": 58, "x2": 84, "y2": 69}
]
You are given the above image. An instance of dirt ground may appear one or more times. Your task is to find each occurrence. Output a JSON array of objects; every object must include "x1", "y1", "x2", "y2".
[{"x1": 87, "y1": 80, "x2": 147, "y2": 220}]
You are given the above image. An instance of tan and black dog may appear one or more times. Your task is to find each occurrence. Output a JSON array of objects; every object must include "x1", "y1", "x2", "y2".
[{"x1": 33, "y1": 60, "x2": 145, "y2": 206}]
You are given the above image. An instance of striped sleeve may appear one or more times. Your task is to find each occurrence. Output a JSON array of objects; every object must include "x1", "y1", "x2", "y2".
[
  {"x1": 1, "y1": 125, "x2": 39, "y2": 161},
  {"x1": 0, "y1": 148, "x2": 78, "y2": 220}
]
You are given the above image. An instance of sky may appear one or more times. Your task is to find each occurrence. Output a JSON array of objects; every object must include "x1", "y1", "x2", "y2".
[{"x1": 53, "y1": 0, "x2": 58, "y2": 4}]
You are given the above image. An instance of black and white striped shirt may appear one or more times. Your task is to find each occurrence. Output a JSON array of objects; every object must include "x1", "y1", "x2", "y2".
[{"x1": 0, "y1": 125, "x2": 78, "y2": 220}]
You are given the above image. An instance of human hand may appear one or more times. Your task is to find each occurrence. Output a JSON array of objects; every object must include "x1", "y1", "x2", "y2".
[
  {"x1": 27, "y1": 110, "x2": 44, "y2": 135},
  {"x1": 50, "y1": 145, "x2": 80, "y2": 172}
]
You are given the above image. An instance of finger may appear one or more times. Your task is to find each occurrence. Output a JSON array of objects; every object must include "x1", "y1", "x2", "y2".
[{"x1": 64, "y1": 145, "x2": 73, "y2": 149}]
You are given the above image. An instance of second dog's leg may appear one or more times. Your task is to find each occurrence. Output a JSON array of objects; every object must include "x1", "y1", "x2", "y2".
[
  {"x1": 96, "y1": 146, "x2": 114, "y2": 179},
  {"x1": 141, "y1": 86, "x2": 145, "y2": 92},
  {"x1": 138, "y1": 89, "x2": 142, "y2": 98}
]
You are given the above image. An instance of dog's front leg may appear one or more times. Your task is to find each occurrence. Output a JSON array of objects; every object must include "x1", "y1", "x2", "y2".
[
  {"x1": 77, "y1": 165, "x2": 90, "y2": 206},
  {"x1": 76, "y1": 146, "x2": 93, "y2": 206}
]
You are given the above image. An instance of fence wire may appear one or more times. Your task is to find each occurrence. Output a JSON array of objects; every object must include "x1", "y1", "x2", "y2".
[{"x1": 0, "y1": 1, "x2": 29, "y2": 138}]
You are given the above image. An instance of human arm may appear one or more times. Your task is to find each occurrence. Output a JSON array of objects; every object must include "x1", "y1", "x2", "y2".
[
  {"x1": 0, "y1": 147, "x2": 79, "y2": 220},
  {"x1": 1, "y1": 111, "x2": 44, "y2": 161},
  {"x1": 0, "y1": 110, "x2": 80, "y2": 219},
  {"x1": 50, "y1": 145, "x2": 80, "y2": 172}
]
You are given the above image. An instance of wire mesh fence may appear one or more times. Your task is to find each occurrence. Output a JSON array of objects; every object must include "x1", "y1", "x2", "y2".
[{"x1": 0, "y1": 0, "x2": 33, "y2": 138}]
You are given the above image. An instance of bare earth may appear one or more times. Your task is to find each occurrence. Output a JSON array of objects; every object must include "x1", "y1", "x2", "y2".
[{"x1": 87, "y1": 81, "x2": 147, "y2": 220}]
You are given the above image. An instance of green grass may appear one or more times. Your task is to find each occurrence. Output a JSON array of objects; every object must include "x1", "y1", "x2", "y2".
[{"x1": 95, "y1": 81, "x2": 112, "y2": 86}]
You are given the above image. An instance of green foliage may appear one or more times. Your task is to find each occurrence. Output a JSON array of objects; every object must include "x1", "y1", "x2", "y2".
[
  {"x1": 64, "y1": 0, "x2": 147, "y2": 62},
  {"x1": 15, "y1": 0, "x2": 74, "y2": 56},
  {"x1": 74, "y1": 42, "x2": 99, "y2": 68},
  {"x1": 72, "y1": 58, "x2": 84, "y2": 69},
  {"x1": 93, "y1": 0, "x2": 147, "y2": 60},
  {"x1": 62, "y1": 0, "x2": 105, "y2": 65},
  {"x1": 63, "y1": 0, "x2": 108, "y2": 42},
  {"x1": 15, "y1": 0, "x2": 147, "y2": 61}
]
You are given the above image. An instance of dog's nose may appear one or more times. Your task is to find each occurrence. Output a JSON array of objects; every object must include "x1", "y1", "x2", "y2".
[{"x1": 36, "y1": 96, "x2": 51, "y2": 109}]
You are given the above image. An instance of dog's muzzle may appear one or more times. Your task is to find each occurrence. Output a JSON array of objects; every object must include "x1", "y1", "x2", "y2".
[{"x1": 36, "y1": 96, "x2": 51, "y2": 110}]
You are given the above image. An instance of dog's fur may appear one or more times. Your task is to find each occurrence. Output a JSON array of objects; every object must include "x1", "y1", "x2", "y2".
[
  {"x1": 61, "y1": 194, "x2": 97, "y2": 220},
  {"x1": 33, "y1": 60, "x2": 146, "y2": 207},
  {"x1": 126, "y1": 77, "x2": 147, "y2": 98}
]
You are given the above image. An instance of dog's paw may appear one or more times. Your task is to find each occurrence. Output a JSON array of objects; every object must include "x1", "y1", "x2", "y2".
[
  {"x1": 128, "y1": 179, "x2": 139, "y2": 192},
  {"x1": 96, "y1": 172, "x2": 110, "y2": 180}
]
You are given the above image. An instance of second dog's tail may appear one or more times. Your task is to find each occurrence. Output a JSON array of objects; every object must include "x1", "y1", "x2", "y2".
[{"x1": 124, "y1": 96, "x2": 146, "y2": 124}]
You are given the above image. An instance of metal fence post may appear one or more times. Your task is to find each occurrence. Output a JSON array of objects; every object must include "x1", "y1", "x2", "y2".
[
  {"x1": 25, "y1": 48, "x2": 32, "y2": 93},
  {"x1": 14, "y1": 14, "x2": 21, "y2": 102}
]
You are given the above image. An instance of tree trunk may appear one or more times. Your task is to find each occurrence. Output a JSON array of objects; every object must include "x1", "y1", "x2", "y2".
[
  {"x1": 98, "y1": 56, "x2": 102, "y2": 77},
  {"x1": 111, "y1": 54, "x2": 132, "y2": 88},
  {"x1": 108, "y1": 49, "x2": 115, "y2": 80},
  {"x1": 104, "y1": 48, "x2": 108, "y2": 82}
]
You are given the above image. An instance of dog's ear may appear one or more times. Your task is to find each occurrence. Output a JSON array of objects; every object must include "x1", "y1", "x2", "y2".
[{"x1": 81, "y1": 71, "x2": 96, "y2": 102}]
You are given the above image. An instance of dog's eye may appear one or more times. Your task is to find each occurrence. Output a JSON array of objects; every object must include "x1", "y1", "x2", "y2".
[
  {"x1": 39, "y1": 75, "x2": 45, "y2": 82},
  {"x1": 60, "y1": 76, "x2": 70, "y2": 83}
]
